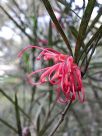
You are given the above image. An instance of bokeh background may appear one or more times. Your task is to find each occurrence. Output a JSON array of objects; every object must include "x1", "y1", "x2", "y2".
[{"x1": 0, "y1": 0, "x2": 102, "y2": 136}]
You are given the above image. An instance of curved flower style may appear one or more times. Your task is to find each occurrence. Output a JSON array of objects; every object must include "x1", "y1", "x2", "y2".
[{"x1": 18, "y1": 46, "x2": 84, "y2": 104}]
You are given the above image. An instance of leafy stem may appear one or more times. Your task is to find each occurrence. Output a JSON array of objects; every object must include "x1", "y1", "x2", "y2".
[{"x1": 48, "y1": 100, "x2": 72, "y2": 136}]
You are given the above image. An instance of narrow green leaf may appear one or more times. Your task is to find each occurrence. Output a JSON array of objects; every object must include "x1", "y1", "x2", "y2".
[
  {"x1": 69, "y1": 26, "x2": 87, "y2": 60},
  {"x1": 84, "y1": 25, "x2": 102, "y2": 51},
  {"x1": 56, "y1": 0, "x2": 67, "y2": 5},
  {"x1": 32, "y1": 16, "x2": 38, "y2": 41},
  {"x1": 0, "y1": 89, "x2": 30, "y2": 119},
  {"x1": 69, "y1": 26, "x2": 78, "y2": 39},
  {"x1": 15, "y1": 93, "x2": 22, "y2": 136},
  {"x1": 23, "y1": 52, "x2": 29, "y2": 63},
  {"x1": 41, "y1": 0, "x2": 73, "y2": 56},
  {"x1": 57, "y1": 0, "x2": 81, "y2": 19},
  {"x1": 78, "y1": 24, "x2": 102, "y2": 63},
  {"x1": 48, "y1": 20, "x2": 52, "y2": 46},
  {"x1": 48, "y1": 21, "x2": 54, "y2": 105},
  {"x1": 86, "y1": 7, "x2": 102, "y2": 35},
  {"x1": 74, "y1": 0, "x2": 96, "y2": 63},
  {"x1": 36, "y1": 114, "x2": 40, "y2": 135},
  {"x1": 0, "y1": 118, "x2": 18, "y2": 133},
  {"x1": 81, "y1": 33, "x2": 101, "y2": 76}
]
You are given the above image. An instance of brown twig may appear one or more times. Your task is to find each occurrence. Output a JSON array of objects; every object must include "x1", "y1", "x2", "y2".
[{"x1": 48, "y1": 100, "x2": 72, "y2": 136}]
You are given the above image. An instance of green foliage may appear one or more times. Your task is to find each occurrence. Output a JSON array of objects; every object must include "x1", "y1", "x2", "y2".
[
  {"x1": 74, "y1": 0, "x2": 96, "y2": 63},
  {"x1": 0, "y1": 0, "x2": 102, "y2": 136},
  {"x1": 15, "y1": 93, "x2": 22, "y2": 136}
]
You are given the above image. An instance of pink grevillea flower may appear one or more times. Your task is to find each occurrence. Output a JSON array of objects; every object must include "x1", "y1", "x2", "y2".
[{"x1": 18, "y1": 46, "x2": 84, "y2": 104}]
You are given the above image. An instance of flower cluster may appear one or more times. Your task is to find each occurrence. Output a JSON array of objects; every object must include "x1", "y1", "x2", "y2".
[{"x1": 18, "y1": 46, "x2": 84, "y2": 104}]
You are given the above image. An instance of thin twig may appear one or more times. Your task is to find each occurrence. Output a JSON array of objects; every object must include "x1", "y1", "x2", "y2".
[
  {"x1": 48, "y1": 100, "x2": 72, "y2": 136},
  {"x1": 0, "y1": 5, "x2": 33, "y2": 41},
  {"x1": 41, "y1": 0, "x2": 73, "y2": 56}
]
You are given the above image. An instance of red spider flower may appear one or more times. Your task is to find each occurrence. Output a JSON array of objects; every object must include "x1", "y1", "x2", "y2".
[{"x1": 18, "y1": 46, "x2": 84, "y2": 104}]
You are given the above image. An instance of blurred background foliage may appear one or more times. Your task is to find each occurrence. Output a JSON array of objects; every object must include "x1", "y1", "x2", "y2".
[{"x1": 0, "y1": 0, "x2": 102, "y2": 136}]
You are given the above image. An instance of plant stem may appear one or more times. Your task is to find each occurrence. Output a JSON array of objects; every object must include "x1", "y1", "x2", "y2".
[
  {"x1": 41, "y1": 0, "x2": 73, "y2": 56},
  {"x1": 48, "y1": 100, "x2": 72, "y2": 136}
]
